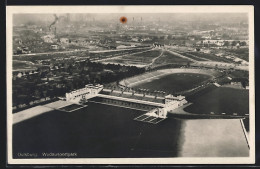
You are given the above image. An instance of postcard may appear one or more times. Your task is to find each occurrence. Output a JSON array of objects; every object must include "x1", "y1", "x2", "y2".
[{"x1": 6, "y1": 5, "x2": 255, "y2": 164}]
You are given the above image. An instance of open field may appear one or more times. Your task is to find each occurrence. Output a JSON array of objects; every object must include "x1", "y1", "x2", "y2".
[
  {"x1": 153, "y1": 51, "x2": 192, "y2": 66},
  {"x1": 13, "y1": 48, "x2": 150, "y2": 63},
  {"x1": 89, "y1": 48, "x2": 150, "y2": 60},
  {"x1": 187, "y1": 51, "x2": 233, "y2": 63},
  {"x1": 222, "y1": 48, "x2": 249, "y2": 61},
  {"x1": 13, "y1": 60, "x2": 43, "y2": 72},
  {"x1": 107, "y1": 49, "x2": 162, "y2": 65},
  {"x1": 167, "y1": 47, "x2": 234, "y2": 63},
  {"x1": 184, "y1": 87, "x2": 249, "y2": 115},
  {"x1": 13, "y1": 51, "x2": 88, "y2": 62},
  {"x1": 179, "y1": 52, "x2": 208, "y2": 61},
  {"x1": 229, "y1": 70, "x2": 249, "y2": 79}
]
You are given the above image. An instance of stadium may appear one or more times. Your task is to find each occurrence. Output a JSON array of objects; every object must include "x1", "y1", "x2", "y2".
[{"x1": 120, "y1": 68, "x2": 220, "y2": 93}]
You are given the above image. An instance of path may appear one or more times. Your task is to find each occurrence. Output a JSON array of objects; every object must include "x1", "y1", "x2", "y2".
[
  {"x1": 147, "y1": 49, "x2": 164, "y2": 67},
  {"x1": 184, "y1": 52, "x2": 211, "y2": 61},
  {"x1": 165, "y1": 49, "x2": 197, "y2": 62}
]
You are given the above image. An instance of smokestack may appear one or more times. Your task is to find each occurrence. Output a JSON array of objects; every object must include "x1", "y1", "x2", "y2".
[{"x1": 49, "y1": 14, "x2": 59, "y2": 31}]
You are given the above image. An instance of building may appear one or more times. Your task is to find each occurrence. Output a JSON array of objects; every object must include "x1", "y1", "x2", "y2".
[
  {"x1": 164, "y1": 94, "x2": 187, "y2": 111},
  {"x1": 66, "y1": 84, "x2": 103, "y2": 101},
  {"x1": 66, "y1": 84, "x2": 188, "y2": 116},
  {"x1": 231, "y1": 81, "x2": 243, "y2": 88},
  {"x1": 60, "y1": 38, "x2": 70, "y2": 44},
  {"x1": 42, "y1": 35, "x2": 55, "y2": 43},
  {"x1": 50, "y1": 45, "x2": 59, "y2": 50}
]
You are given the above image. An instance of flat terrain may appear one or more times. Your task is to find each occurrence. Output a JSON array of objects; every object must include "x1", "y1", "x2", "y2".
[
  {"x1": 223, "y1": 48, "x2": 249, "y2": 61},
  {"x1": 186, "y1": 51, "x2": 233, "y2": 63},
  {"x1": 153, "y1": 50, "x2": 192, "y2": 66},
  {"x1": 133, "y1": 73, "x2": 211, "y2": 93},
  {"x1": 108, "y1": 49, "x2": 162, "y2": 65},
  {"x1": 13, "y1": 60, "x2": 42, "y2": 72},
  {"x1": 184, "y1": 87, "x2": 249, "y2": 115}
]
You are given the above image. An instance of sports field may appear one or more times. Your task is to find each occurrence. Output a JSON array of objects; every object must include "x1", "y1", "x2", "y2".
[
  {"x1": 108, "y1": 49, "x2": 162, "y2": 65},
  {"x1": 132, "y1": 73, "x2": 211, "y2": 93},
  {"x1": 184, "y1": 87, "x2": 249, "y2": 115}
]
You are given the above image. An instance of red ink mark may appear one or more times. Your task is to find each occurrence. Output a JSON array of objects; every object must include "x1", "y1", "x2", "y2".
[{"x1": 120, "y1": 16, "x2": 127, "y2": 24}]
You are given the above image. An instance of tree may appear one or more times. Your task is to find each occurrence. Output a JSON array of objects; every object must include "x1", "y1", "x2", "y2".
[
  {"x1": 187, "y1": 62, "x2": 190, "y2": 67},
  {"x1": 42, "y1": 90, "x2": 48, "y2": 100},
  {"x1": 240, "y1": 41, "x2": 247, "y2": 46},
  {"x1": 34, "y1": 89, "x2": 41, "y2": 99},
  {"x1": 223, "y1": 41, "x2": 230, "y2": 47},
  {"x1": 231, "y1": 41, "x2": 237, "y2": 46}
]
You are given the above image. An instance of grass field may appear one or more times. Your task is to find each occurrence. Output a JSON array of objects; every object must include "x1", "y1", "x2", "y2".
[
  {"x1": 184, "y1": 87, "x2": 249, "y2": 115},
  {"x1": 13, "y1": 60, "x2": 42, "y2": 71},
  {"x1": 223, "y1": 48, "x2": 249, "y2": 61},
  {"x1": 108, "y1": 49, "x2": 193, "y2": 66},
  {"x1": 229, "y1": 70, "x2": 249, "y2": 79},
  {"x1": 154, "y1": 51, "x2": 192, "y2": 65},
  {"x1": 122, "y1": 50, "x2": 162, "y2": 64},
  {"x1": 180, "y1": 52, "x2": 207, "y2": 61},
  {"x1": 89, "y1": 48, "x2": 148, "y2": 60},
  {"x1": 133, "y1": 73, "x2": 211, "y2": 93},
  {"x1": 187, "y1": 52, "x2": 233, "y2": 63}
]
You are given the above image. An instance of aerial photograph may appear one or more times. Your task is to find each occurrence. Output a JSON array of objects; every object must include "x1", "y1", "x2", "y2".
[{"x1": 9, "y1": 9, "x2": 252, "y2": 163}]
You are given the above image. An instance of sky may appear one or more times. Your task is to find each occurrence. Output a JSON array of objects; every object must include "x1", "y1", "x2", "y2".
[{"x1": 13, "y1": 13, "x2": 248, "y2": 26}]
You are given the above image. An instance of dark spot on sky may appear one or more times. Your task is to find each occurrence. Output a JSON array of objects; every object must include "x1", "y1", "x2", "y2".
[{"x1": 120, "y1": 16, "x2": 127, "y2": 24}]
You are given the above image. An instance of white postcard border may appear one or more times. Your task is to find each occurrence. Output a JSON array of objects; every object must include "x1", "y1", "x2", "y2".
[{"x1": 6, "y1": 5, "x2": 255, "y2": 164}]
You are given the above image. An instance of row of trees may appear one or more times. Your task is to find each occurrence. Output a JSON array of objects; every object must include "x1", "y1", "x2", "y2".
[{"x1": 223, "y1": 41, "x2": 247, "y2": 47}]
